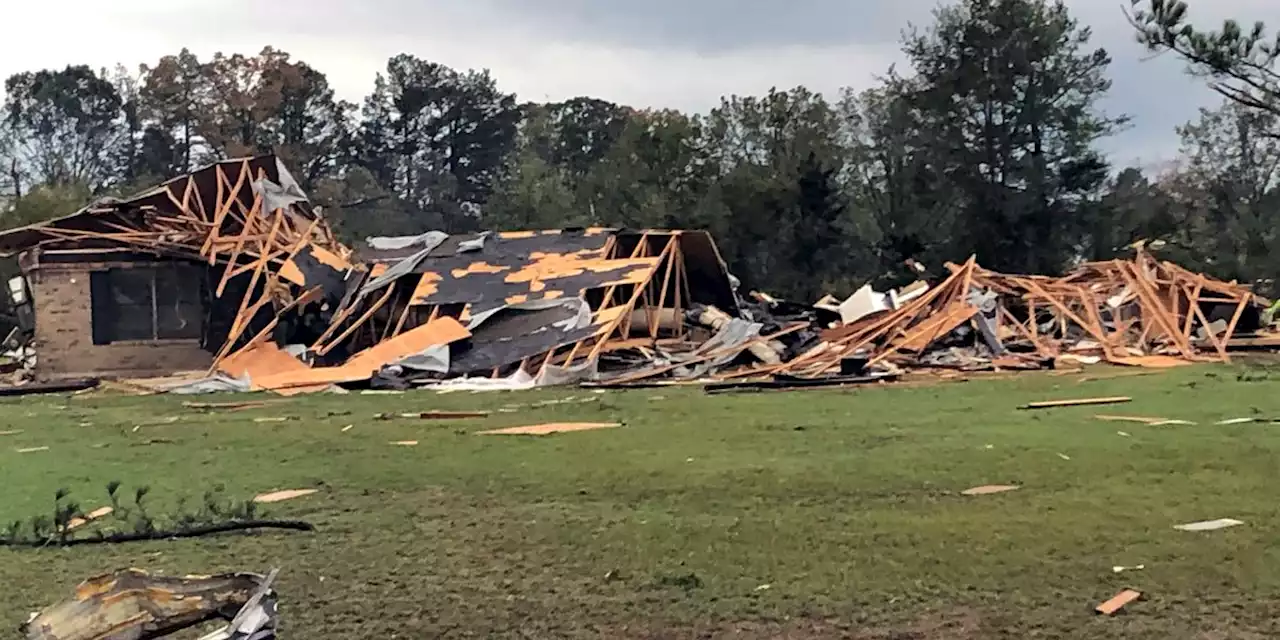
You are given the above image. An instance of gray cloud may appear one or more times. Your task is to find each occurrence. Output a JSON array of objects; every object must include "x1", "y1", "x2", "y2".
[{"x1": 11, "y1": 0, "x2": 1280, "y2": 165}]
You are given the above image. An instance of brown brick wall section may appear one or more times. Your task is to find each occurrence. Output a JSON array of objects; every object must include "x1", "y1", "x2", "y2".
[{"x1": 30, "y1": 262, "x2": 212, "y2": 378}]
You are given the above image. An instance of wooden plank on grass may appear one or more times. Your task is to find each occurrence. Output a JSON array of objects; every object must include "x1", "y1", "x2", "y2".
[
  {"x1": 1020, "y1": 397, "x2": 1132, "y2": 410},
  {"x1": 1095, "y1": 589, "x2": 1141, "y2": 615}
]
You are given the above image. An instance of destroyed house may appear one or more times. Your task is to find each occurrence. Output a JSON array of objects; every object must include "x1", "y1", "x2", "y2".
[
  {"x1": 0, "y1": 155, "x2": 747, "y2": 391},
  {"x1": 0, "y1": 156, "x2": 353, "y2": 379}
]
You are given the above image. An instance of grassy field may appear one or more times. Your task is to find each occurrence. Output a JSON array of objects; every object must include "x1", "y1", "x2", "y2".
[{"x1": 3, "y1": 364, "x2": 1279, "y2": 638}]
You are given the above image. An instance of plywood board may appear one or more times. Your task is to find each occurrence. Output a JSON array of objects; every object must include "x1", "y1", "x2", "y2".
[
  {"x1": 344, "y1": 316, "x2": 470, "y2": 372},
  {"x1": 478, "y1": 422, "x2": 622, "y2": 436}
]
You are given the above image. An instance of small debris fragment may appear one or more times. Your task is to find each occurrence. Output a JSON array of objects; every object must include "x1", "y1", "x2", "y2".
[
  {"x1": 66, "y1": 507, "x2": 115, "y2": 530},
  {"x1": 478, "y1": 422, "x2": 623, "y2": 436},
  {"x1": 1057, "y1": 453, "x2": 1072, "y2": 461},
  {"x1": 341, "y1": 424, "x2": 354, "y2": 433},
  {"x1": 0, "y1": 430, "x2": 22, "y2": 436},
  {"x1": 391, "y1": 440, "x2": 419, "y2": 446},
  {"x1": 1096, "y1": 415, "x2": 1171, "y2": 425},
  {"x1": 754, "y1": 584, "x2": 772, "y2": 592},
  {"x1": 1117, "y1": 431, "x2": 1132, "y2": 437},
  {"x1": 1112, "y1": 564, "x2": 1145, "y2": 574},
  {"x1": 254, "y1": 489, "x2": 319, "y2": 504},
  {"x1": 15, "y1": 446, "x2": 49, "y2": 453},
  {"x1": 1020, "y1": 396, "x2": 1131, "y2": 410},
  {"x1": 961, "y1": 485, "x2": 1020, "y2": 496},
  {"x1": 1174, "y1": 518, "x2": 1244, "y2": 532},
  {"x1": 1147, "y1": 419, "x2": 1196, "y2": 426},
  {"x1": 1216, "y1": 417, "x2": 1256, "y2": 425},
  {"x1": 1095, "y1": 589, "x2": 1141, "y2": 615},
  {"x1": 375, "y1": 411, "x2": 491, "y2": 420},
  {"x1": 253, "y1": 417, "x2": 296, "y2": 423}
]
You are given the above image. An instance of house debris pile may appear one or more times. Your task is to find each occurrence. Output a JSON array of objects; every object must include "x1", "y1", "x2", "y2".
[
  {"x1": 0, "y1": 155, "x2": 1274, "y2": 394},
  {"x1": 708, "y1": 250, "x2": 1272, "y2": 386},
  {"x1": 0, "y1": 156, "x2": 787, "y2": 393}
]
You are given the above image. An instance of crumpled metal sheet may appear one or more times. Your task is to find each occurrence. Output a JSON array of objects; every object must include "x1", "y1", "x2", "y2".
[{"x1": 23, "y1": 568, "x2": 266, "y2": 640}]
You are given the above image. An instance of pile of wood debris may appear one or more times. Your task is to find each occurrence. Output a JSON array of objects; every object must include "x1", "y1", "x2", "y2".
[{"x1": 694, "y1": 250, "x2": 1272, "y2": 386}]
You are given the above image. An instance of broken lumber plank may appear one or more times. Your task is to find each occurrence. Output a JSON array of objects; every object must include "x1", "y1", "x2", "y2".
[
  {"x1": 961, "y1": 485, "x2": 1020, "y2": 496},
  {"x1": 374, "y1": 411, "x2": 491, "y2": 420},
  {"x1": 1095, "y1": 589, "x2": 1141, "y2": 615},
  {"x1": 479, "y1": 422, "x2": 622, "y2": 436},
  {"x1": 1095, "y1": 415, "x2": 1173, "y2": 425},
  {"x1": 1020, "y1": 397, "x2": 1132, "y2": 410}
]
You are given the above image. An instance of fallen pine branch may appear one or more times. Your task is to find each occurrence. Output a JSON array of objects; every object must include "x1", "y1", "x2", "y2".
[{"x1": 1, "y1": 520, "x2": 315, "y2": 548}]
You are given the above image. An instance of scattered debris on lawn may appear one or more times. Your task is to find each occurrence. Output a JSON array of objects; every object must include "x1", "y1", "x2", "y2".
[
  {"x1": 22, "y1": 567, "x2": 279, "y2": 640},
  {"x1": 1112, "y1": 564, "x2": 1145, "y2": 574},
  {"x1": 15, "y1": 446, "x2": 49, "y2": 453},
  {"x1": 961, "y1": 485, "x2": 1020, "y2": 496},
  {"x1": 1117, "y1": 431, "x2": 1132, "y2": 437},
  {"x1": 3, "y1": 484, "x2": 315, "y2": 548},
  {"x1": 1095, "y1": 589, "x2": 1142, "y2": 616},
  {"x1": 1174, "y1": 518, "x2": 1244, "y2": 532},
  {"x1": 341, "y1": 424, "x2": 354, "y2": 432},
  {"x1": 252, "y1": 489, "x2": 319, "y2": 504},
  {"x1": 478, "y1": 422, "x2": 623, "y2": 436},
  {"x1": 1020, "y1": 397, "x2": 1132, "y2": 410},
  {"x1": 1057, "y1": 453, "x2": 1072, "y2": 461},
  {"x1": 391, "y1": 440, "x2": 419, "y2": 446},
  {"x1": 374, "y1": 410, "x2": 491, "y2": 420}
]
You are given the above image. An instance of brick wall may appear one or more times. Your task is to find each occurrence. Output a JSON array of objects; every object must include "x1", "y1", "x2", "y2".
[{"x1": 29, "y1": 262, "x2": 212, "y2": 378}]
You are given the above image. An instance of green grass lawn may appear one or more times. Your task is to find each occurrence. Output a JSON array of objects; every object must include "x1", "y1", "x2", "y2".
[{"x1": 3, "y1": 365, "x2": 1279, "y2": 638}]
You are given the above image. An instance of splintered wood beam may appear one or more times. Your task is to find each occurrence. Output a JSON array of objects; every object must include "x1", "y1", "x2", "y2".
[
  {"x1": 192, "y1": 176, "x2": 210, "y2": 222},
  {"x1": 1121, "y1": 262, "x2": 1196, "y2": 358},
  {"x1": 649, "y1": 241, "x2": 678, "y2": 339},
  {"x1": 380, "y1": 286, "x2": 413, "y2": 342},
  {"x1": 217, "y1": 286, "x2": 324, "y2": 367},
  {"x1": 203, "y1": 165, "x2": 232, "y2": 261},
  {"x1": 391, "y1": 292, "x2": 416, "y2": 338},
  {"x1": 208, "y1": 290, "x2": 277, "y2": 373},
  {"x1": 216, "y1": 210, "x2": 285, "y2": 365},
  {"x1": 585, "y1": 236, "x2": 671, "y2": 363},
  {"x1": 1219, "y1": 296, "x2": 1251, "y2": 361},
  {"x1": 673, "y1": 244, "x2": 686, "y2": 340},
  {"x1": 314, "y1": 285, "x2": 397, "y2": 357},
  {"x1": 215, "y1": 193, "x2": 264, "y2": 297},
  {"x1": 1181, "y1": 281, "x2": 1204, "y2": 339},
  {"x1": 1076, "y1": 286, "x2": 1116, "y2": 359}
]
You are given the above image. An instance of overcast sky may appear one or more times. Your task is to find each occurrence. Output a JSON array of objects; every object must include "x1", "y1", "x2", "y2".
[{"x1": 5, "y1": 0, "x2": 1279, "y2": 166}]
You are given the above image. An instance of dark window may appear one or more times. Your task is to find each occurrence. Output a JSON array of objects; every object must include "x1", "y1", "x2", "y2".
[{"x1": 90, "y1": 265, "x2": 205, "y2": 345}]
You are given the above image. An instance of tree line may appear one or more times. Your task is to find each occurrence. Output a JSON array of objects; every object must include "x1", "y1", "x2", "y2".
[{"x1": 2, "y1": 0, "x2": 1278, "y2": 301}]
